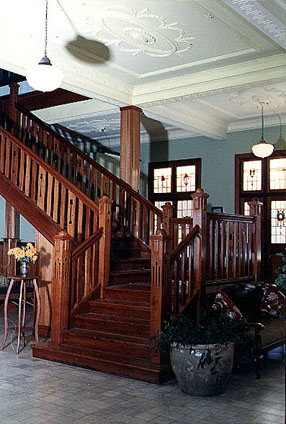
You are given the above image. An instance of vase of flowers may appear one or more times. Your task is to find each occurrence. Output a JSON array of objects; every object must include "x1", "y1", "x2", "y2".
[{"x1": 8, "y1": 243, "x2": 38, "y2": 277}]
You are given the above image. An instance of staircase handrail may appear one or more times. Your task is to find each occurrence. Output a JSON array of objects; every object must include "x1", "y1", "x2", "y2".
[
  {"x1": 70, "y1": 227, "x2": 104, "y2": 312},
  {"x1": 72, "y1": 227, "x2": 103, "y2": 261},
  {"x1": 0, "y1": 125, "x2": 99, "y2": 215},
  {"x1": 14, "y1": 104, "x2": 163, "y2": 223},
  {"x1": 170, "y1": 224, "x2": 200, "y2": 262},
  {"x1": 0, "y1": 125, "x2": 99, "y2": 244}
]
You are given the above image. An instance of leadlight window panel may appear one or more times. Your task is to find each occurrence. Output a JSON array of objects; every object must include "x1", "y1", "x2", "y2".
[
  {"x1": 176, "y1": 165, "x2": 196, "y2": 192},
  {"x1": 153, "y1": 167, "x2": 172, "y2": 193},
  {"x1": 269, "y1": 158, "x2": 286, "y2": 190},
  {"x1": 271, "y1": 200, "x2": 286, "y2": 244},
  {"x1": 177, "y1": 200, "x2": 193, "y2": 218},
  {"x1": 243, "y1": 160, "x2": 262, "y2": 191},
  {"x1": 244, "y1": 202, "x2": 250, "y2": 216}
]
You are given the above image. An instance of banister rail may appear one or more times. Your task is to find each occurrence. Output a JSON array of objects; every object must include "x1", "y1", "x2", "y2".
[
  {"x1": 70, "y1": 228, "x2": 103, "y2": 311},
  {"x1": 170, "y1": 224, "x2": 201, "y2": 317},
  {"x1": 0, "y1": 125, "x2": 99, "y2": 243},
  {"x1": 170, "y1": 217, "x2": 193, "y2": 249},
  {"x1": 12, "y1": 104, "x2": 163, "y2": 244},
  {"x1": 206, "y1": 211, "x2": 257, "y2": 283}
]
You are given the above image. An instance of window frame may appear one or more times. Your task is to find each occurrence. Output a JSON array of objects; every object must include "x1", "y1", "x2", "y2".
[{"x1": 148, "y1": 158, "x2": 201, "y2": 217}]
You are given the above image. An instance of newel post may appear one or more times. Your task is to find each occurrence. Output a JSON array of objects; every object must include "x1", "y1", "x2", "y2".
[
  {"x1": 98, "y1": 196, "x2": 113, "y2": 298},
  {"x1": 150, "y1": 229, "x2": 171, "y2": 364},
  {"x1": 51, "y1": 231, "x2": 72, "y2": 345},
  {"x1": 191, "y1": 189, "x2": 209, "y2": 299},
  {"x1": 162, "y1": 202, "x2": 175, "y2": 241},
  {"x1": 248, "y1": 198, "x2": 263, "y2": 283}
]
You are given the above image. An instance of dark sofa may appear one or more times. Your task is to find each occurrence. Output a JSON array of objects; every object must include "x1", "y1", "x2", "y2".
[{"x1": 210, "y1": 283, "x2": 285, "y2": 378}]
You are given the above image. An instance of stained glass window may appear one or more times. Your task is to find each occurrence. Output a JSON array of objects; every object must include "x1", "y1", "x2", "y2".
[
  {"x1": 271, "y1": 200, "x2": 286, "y2": 244},
  {"x1": 176, "y1": 165, "x2": 196, "y2": 192},
  {"x1": 243, "y1": 160, "x2": 262, "y2": 191},
  {"x1": 270, "y1": 158, "x2": 286, "y2": 190},
  {"x1": 153, "y1": 167, "x2": 172, "y2": 193}
]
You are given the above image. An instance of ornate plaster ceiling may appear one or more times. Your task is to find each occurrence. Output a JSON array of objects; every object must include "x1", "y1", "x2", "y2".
[{"x1": 0, "y1": 0, "x2": 285, "y2": 146}]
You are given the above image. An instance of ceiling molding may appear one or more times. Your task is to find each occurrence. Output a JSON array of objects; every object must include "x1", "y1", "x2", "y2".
[{"x1": 221, "y1": 0, "x2": 286, "y2": 49}]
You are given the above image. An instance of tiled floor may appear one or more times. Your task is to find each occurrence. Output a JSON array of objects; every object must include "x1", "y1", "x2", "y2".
[{"x1": 0, "y1": 306, "x2": 285, "y2": 424}]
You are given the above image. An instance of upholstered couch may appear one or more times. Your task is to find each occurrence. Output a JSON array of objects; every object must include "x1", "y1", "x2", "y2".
[{"x1": 210, "y1": 283, "x2": 285, "y2": 378}]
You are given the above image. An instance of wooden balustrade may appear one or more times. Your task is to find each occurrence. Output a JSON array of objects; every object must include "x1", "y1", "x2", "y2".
[
  {"x1": 206, "y1": 211, "x2": 258, "y2": 284},
  {"x1": 70, "y1": 228, "x2": 103, "y2": 312},
  {"x1": 0, "y1": 127, "x2": 99, "y2": 243},
  {"x1": 170, "y1": 225, "x2": 201, "y2": 317},
  {"x1": 12, "y1": 104, "x2": 163, "y2": 244}
]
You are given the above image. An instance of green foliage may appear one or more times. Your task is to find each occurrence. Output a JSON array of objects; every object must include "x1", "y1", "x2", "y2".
[
  {"x1": 158, "y1": 309, "x2": 251, "y2": 353},
  {"x1": 274, "y1": 251, "x2": 286, "y2": 291}
]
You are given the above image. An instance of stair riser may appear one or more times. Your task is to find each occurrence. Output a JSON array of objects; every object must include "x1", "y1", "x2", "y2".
[
  {"x1": 63, "y1": 334, "x2": 150, "y2": 360},
  {"x1": 88, "y1": 303, "x2": 150, "y2": 320},
  {"x1": 111, "y1": 261, "x2": 150, "y2": 271},
  {"x1": 72, "y1": 317, "x2": 150, "y2": 337},
  {"x1": 111, "y1": 248, "x2": 142, "y2": 259},
  {"x1": 32, "y1": 346, "x2": 161, "y2": 383},
  {"x1": 103, "y1": 289, "x2": 150, "y2": 303},
  {"x1": 110, "y1": 272, "x2": 151, "y2": 285}
]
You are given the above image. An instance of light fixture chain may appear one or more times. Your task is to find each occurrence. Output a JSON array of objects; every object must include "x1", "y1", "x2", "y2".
[{"x1": 44, "y1": 0, "x2": 48, "y2": 57}]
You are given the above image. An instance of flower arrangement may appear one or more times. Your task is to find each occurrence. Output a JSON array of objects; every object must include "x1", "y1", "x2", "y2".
[{"x1": 8, "y1": 243, "x2": 38, "y2": 263}]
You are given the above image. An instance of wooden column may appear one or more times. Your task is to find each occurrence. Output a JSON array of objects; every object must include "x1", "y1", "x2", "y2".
[
  {"x1": 150, "y1": 229, "x2": 171, "y2": 364},
  {"x1": 191, "y1": 188, "x2": 209, "y2": 299},
  {"x1": 120, "y1": 105, "x2": 141, "y2": 192},
  {"x1": 51, "y1": 231, "x2": 72, "y2": 345},
  {"x1": 248, "y1": 198, "x2": 263, "y2": 283},
  {"x1": 98, "y1": 195, "x2": 113, "y2": 298}
]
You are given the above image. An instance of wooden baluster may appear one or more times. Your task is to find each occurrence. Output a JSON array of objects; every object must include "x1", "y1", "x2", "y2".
[
  {"x1": 67, "y1": 192, "x2": 76, "y2": 238},
  {"x1": 133, "y1": 199, "x2": 140, "y2": 238},
  {"x1": 233, "y1": 221, "x2": 238, "y2": 278},
  {"x1": 150, "y1": 229, "x2": 171, "y2": 364},
  {"x1": 51, "y1": 231, "x2": 72, "y2": 345},
  {"x1": 37, "y1": 166, "x2": 46, "y2": 211},
  {"x1": 46, "y1": 174, "x2": 53, "y2": 217},
  {"x1": 98, "y1": 196, "x2": 113, "y2": 298}
]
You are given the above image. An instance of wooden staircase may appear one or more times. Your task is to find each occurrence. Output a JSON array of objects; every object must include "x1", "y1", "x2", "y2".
[
  {"x1": 32, "y1": 229, "x2": 170, "y2": 383},
  {"x1": 0, "y1": 92, "x2": 262, "y2": 383}
]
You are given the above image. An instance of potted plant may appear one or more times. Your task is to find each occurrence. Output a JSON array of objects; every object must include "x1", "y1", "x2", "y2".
[
  {"x1": 158, "y1": 308, "x2": 251, "y2": 396},
  {"x1": 273, "y1": 251, "x2": 286, "y2": 292}
]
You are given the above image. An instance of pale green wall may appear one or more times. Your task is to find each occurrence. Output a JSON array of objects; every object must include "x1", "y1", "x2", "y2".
[{"x1": 140, "y1": 125, "x2": 285, "y2": 213}]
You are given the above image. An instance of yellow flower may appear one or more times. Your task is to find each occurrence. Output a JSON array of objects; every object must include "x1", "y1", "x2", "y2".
[{"x1": 7, "y1": 243, "x2": 38, "y2": 263}]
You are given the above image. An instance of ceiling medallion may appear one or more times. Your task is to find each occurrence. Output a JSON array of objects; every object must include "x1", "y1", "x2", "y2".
[{"x1": 88, "y1": 7, "x2": 194, "y2": 57}]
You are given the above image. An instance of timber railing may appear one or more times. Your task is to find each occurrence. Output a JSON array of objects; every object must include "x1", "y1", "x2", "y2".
[
  {"x1": 0, "y1": 126, "x2": 99, "y2": 243},
  {"x1": 8, "y1": 104, "x2": 163, "y2": 244},
  {"x1": 206, "y1": 211, "x2": 259, "y2": 285},
  {"x1": 170, "y1": 224, "x2": 201, "y2": 318}
]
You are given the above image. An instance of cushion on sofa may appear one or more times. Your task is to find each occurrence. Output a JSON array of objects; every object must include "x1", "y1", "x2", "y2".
[
  {"x1": 260, "y1": 284, "x2": 286, "y2": 318},
  {"x1": 212, "y1": 290, "x2": 245, "y2": 322}
]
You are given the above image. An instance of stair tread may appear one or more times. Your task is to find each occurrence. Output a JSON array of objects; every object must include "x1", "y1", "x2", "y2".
[
  {"x1": 105, "y1": 283, "x2": 150, "y2": 291},
  {"x1": 110, "y1": 269, "x2": 151, "y2": 276},
  {"x1": 65, "y1": 327, "x2": 150, "y2": 345},
  {"x1": 75, "y1": 312, "x2": 150, "y2": 325},
  {"x1": 90, "y1": 299, "x2": 149, "y2": 308},
  {"x1": 34, "y1": 342, "x2": 158, "y2": 370}
]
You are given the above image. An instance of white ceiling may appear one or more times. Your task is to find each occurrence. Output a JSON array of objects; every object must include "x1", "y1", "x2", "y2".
[{"x1": 0, "y1": 0, "x2": 285, "y2": 147}]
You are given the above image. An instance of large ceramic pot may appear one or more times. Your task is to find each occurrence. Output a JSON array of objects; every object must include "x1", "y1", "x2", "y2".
[{"x1": 170, "y1": 343, "x2": 234, "y2": 396}]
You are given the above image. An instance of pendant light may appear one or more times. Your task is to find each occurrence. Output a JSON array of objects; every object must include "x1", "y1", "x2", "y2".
[
  {"x1": 252, "y1": 102, "x2": 274, "y2": 158},
  {"x1": 26, "y1": 0, "x2": 63, "y2": 92}
]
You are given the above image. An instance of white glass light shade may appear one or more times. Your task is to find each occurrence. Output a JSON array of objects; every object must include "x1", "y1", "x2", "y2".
[
  {"x1": 252, "y1": 141, "x2": 274, "y2": 158},
  {"x1": 26, "y1": 57, "x2": 63, "y2": 92}
]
